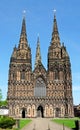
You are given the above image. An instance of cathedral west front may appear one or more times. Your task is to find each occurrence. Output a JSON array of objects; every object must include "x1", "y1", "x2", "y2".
[{"x1": 7, "y1": 14, "x2": 74, "y2": 118}]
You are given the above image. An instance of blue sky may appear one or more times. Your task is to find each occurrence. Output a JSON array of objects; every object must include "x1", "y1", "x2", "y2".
[{"x1": 0, "y1": 0, "x2": 80, "y2": 105}]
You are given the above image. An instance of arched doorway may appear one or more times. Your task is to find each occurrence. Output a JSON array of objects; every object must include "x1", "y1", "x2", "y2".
[
  {"x1": 55, "y1": 108, "x2": 60, "y2": 117},
  {"x1": 22, "y1": 109, "x2": 25, "y2": 118},
  {"x1": 37, "y1": 105, "x2": 44, "y2": 118}
]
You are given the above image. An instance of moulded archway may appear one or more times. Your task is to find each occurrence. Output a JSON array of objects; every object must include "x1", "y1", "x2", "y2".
[
  {"x1": 37, "y1": 105, "x2": 44, "y2": 118},
  {"x1": 55, "y1": 108, "x2": 61, "y2": 117},
  {"x1": 22, "y1": 108, "x2": 26, "y2": 118}
]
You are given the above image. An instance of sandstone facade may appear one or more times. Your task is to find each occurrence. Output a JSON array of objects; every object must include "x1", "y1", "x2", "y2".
[{"x1": 7, "y1": 15, "x2": 74, "y2": 118}]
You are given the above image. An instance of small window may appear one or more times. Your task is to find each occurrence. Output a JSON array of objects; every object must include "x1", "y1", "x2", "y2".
[
  {"x1": 21, "y1": 71, "x2": 25, "y2": 80},
  {"x1": 55, "y1": 70, "x2": 59, "y2": 80}
]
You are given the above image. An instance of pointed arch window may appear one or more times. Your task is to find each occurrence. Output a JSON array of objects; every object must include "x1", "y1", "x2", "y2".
[
  {"x1": 55, "y1": 70, "x2": 59, "y2": 80},
  {"x1": 21, "y1": 70, "x2": 25, "y2": 80},
  {"x1": 34, "y1": 77, "x2": 46, "y2": 97},
  {"x1": 11, "y1": 73, "x2": 15, "y2": 80}
]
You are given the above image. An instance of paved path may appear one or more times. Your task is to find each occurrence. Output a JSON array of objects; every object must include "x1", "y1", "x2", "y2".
[{"x1": 21, "y1": 118, "x2": 72, "y2": 130}]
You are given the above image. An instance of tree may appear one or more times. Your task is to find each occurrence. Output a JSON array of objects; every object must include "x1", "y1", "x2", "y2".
[
  {"x1": 0, "y1": 89, "x2": 7, "y2": 106},
  {"x1": 0, "y1": 89, "x2": 2, "y2": 106},
  {"x1": 1, "y1": 100, "x2": 8, "y2": 106}
]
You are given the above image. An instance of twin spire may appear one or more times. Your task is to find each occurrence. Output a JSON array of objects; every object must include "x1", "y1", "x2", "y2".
[{"x1": 18, "y1": 13, "x2": 60, "y2": 66}]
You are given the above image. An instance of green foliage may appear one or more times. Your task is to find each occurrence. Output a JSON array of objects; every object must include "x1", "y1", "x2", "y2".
[
  {"x1": 0, "y1": 116, "x2": 16, "y2": 129},
  {"x1": 0, "y1": 89, "x2": 2, "y2": 102},
  {"x1": 1, "y1": 100, "x2": 8, "y2": 106},
  {"x1": 0, "y1": 117, "x2": 31, "y2": 130},
  {"x1": 0, "y1": 100, "x2": 8, "y2": 107}
]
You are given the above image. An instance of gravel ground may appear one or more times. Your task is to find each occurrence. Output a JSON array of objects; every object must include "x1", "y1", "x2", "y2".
[{"x1": 21, "y1": 118, "x2": 72, "y2": 130}]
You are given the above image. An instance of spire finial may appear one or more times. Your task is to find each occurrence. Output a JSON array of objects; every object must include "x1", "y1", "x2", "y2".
[
  {"x1": 18, "y1": 12, "x2": 28, "y2": 49},
  {"x1": 37, "y1": 33, "x2": 40, "y2": 43},
  {"x1": 53, "y1": 9, "x2": 57, "y2": 20},
  {"x1": 51, "y1": 10, "x2": 60, "y2": 46},
  {"x1": 22, "y1": 10, "x2": 26, "y2": 18},
  {"x1": 53, "y1": 9, "x2": 56, "y2": 15},
  {"x1": 52, "y1": 10, "x2": 58, "y2": 34}
]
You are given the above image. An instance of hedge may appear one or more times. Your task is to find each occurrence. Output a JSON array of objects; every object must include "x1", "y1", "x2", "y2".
[{"x1": 0, "y1": 116, "x2": 16, "y2": 129}]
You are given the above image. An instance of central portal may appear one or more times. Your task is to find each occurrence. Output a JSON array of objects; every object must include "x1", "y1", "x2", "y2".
[
  {"x1": 37, "y1": 105, "x2": 44, "y2": 117},
  {"x1": 22, "y1": 109, "x2": 25, "y2": 118}
]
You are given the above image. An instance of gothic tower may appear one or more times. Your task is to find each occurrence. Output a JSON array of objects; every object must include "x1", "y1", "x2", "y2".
[
  {"x1": 7, "y1": 14, "x2": 74, "y2": 118},
  {"x1": 47, "y1": 15, "x2": 74, "y2": 117},
  {"x1": 7, "y1": 17, "x2": 33, "y2": 118}
]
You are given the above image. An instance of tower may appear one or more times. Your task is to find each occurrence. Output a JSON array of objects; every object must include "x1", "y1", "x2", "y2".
[
  {"x1": 7, "y1": 17, "x2": 33, "y2": 118},
  {"x1": 7, "y1": 14, "x2": 74, "y2": 118},
  {"x1": 47, "y1": 15, "x2": 74, "y2": 117}
]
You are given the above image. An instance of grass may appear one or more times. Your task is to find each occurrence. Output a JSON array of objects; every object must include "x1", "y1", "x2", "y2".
[
  {"x1": 52, "y1": 118, "x2": 80, "y2": 129},
  {"x1": 0, "y1": 118, "x2": 32, "y2": 130},
  {"x1": 19, "y1": 119, "x2": 32, "y2": 129}
]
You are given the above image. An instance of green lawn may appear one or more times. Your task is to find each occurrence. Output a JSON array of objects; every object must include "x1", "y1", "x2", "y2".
[
  {"x1": 19, "y1": 119, "x2": 32, "y2": 129},
  {"x1": 0, "y1": 118, "x2": 32, "y2": 130},
  {"x1": 52, "y1": 118, "x2": 80, "y2": 129}
]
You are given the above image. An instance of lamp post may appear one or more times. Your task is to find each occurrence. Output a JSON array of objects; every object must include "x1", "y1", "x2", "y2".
[{"x1": 63, "y1": 123, "x2": 65, "y2": 130}]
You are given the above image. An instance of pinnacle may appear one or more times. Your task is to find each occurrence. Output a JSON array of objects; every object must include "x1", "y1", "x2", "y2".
[
  {"x1": 51, "y1": 14, "x2": 60, "y2": 45},
  {"x1": 21, "y1": 17, "x2": 26, "y2": 35},
  {"x1": 35, "y1": 37, "x2": 42, "y2": 68},
  {"x1": 18, "y1": 17, "x2": 28, "y2": 49}
]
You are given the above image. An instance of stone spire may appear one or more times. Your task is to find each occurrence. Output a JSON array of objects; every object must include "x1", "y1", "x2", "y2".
[
  {"x1": 51, "y1": 14, "x2": 60, "y2": 47},
  {"x1": 35, "y1": 36, "x2": 42, "y2": 68},
  {"x1": 18, "y1": 16, "x2": 28, "y2": 49}
]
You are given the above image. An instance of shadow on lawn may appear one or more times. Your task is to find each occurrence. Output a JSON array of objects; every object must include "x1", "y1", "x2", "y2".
[
  {"x1": 72, "y1": 120, "x2": 80, "y2": 130},
  {"x1": 72, "y1": 128, "x2": 76, "y2": 130}
]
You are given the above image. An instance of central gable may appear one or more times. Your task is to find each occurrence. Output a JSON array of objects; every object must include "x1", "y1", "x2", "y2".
[{"x1": 33, "y1": 62, "x2": 47, "y2": 80}]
